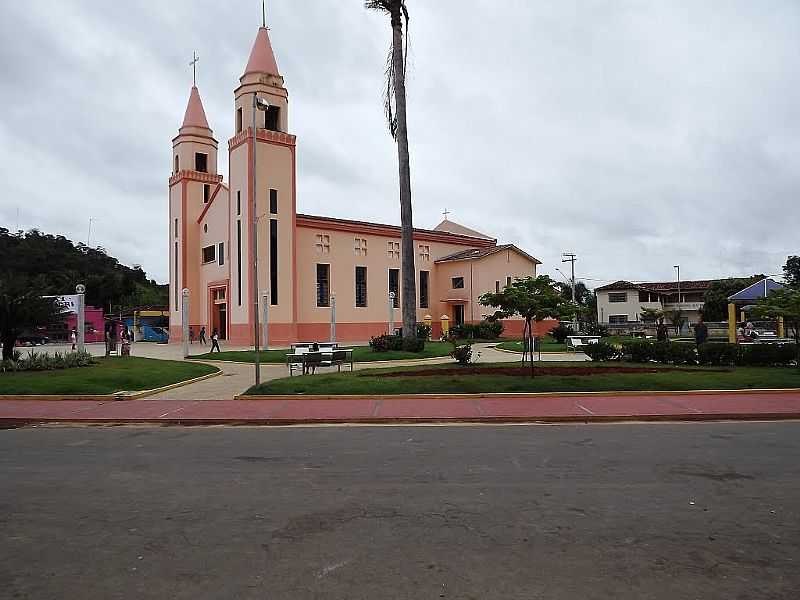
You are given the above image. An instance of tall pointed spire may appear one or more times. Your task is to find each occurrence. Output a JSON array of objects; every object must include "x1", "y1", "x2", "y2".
[
  {"x1": 243, "y1": 26, "x2": 280, "y2": 77},
  {"x1": 181, "y1": 85, "x2": 211, "y2": 130}
]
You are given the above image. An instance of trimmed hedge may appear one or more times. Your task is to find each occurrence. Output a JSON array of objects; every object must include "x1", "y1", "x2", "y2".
[
  {"x1": 583, "y1": 341, "x2": 622, "y2": 362},
  {"x1": 618, "y1": 340, "x2": 797, "y2": 367},
  {"x1": 450, "y1": 320, "x2": 504, "y2": 340},
  {"x1": 369, "y1": 335, "x2": 425, "y2": 353}
]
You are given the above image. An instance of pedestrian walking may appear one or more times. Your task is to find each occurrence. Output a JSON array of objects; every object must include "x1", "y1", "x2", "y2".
[
  {"x1": 199, "y1": 326, "x2": 207, "y2": 345},
  {"x1": 210, "y1": 329, "x2": 221, "y2": 353},
  {"x1": 694, "y1": 317, "x2": 709, "y2": 346},
  {"x1": 189, "y1": 327, "x2": 195, "y2": 344},
  {"x1": 70, "y1": 328, "x2": 77, "y2": 351},
  {"x1": 656, "y1": 319, "x2": 669, "y2": 342}
]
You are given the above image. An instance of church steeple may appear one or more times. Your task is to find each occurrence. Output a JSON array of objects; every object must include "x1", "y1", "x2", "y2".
[
  {"x1": 172, "y1": 83, "x2": 218, "y2": 177},
  {"x1": 181, "y1": 85, "x2": 211, "y2": 131},
  {"x1": 242, "y1": 27, "x2": 280, "y2": 78}
]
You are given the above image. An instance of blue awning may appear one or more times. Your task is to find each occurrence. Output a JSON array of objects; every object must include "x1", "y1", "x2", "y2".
[{"x1": 727, "y1": 278, "x2": 785, "y2": 302}]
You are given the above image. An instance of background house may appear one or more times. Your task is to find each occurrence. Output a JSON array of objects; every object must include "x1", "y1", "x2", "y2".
[{"x1": 595, "y1": 279, "x2": 715, "y2": 329}]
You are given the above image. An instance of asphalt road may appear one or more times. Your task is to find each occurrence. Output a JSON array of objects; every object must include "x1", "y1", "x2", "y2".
[{"x1": 1, "y1": 423, "x2": 798, "y2": 599}]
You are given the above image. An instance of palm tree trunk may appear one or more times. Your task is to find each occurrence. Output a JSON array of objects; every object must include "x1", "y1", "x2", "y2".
[{"x1": 390, "y1": 7, "x2": 417, "y2": 340}]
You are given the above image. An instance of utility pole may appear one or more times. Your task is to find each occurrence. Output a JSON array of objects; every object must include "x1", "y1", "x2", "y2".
[{"x1": 561, "y1": 253, "x2": 577, "y2": 303}]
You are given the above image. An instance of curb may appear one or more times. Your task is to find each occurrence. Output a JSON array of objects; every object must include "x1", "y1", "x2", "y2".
[
  {"x1": 4, "y1": 412, "x2": 800, "y2": 428},
  {"x1": 0, "y1": 368, "x2": 222, "y2": 402},
  {"x1": 237, "y1": 388, "x2": 800, "y2": 401}
]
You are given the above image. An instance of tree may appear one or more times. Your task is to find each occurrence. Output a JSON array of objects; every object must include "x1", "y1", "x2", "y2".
[
  {"x1": 640, "y1": 307, "x2": 665, "y2": 323},
  {"x1": 783, "y1": 256, "x2": 800, "y2": 288},
  {"x1": 555, "y1": 280, "x2": 595, "y2": 329},
  {"x1": 666, "y1": 308, "x2": 686, "y2": 335},
  {"x1": 365, "y1": 0, "x2": 416, "y2": 340},
  {"x1": 480, "y1": 276, "x2": 578, "y2": 377},
  {"x1": 753, "y1": 288, "x2": 800, "y2": 368},
  {"x1": 702, "y1": 276, "x2": 765, "y2": 321},
  {"x1": 0, "y1": 276, "x2": 67, "y2": 361},
  {"x1": 0, "y1": 228, "x2": 165, "y2": 314}
]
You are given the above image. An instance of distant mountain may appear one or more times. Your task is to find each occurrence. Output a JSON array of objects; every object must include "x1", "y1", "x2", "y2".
[{"x1": 0, "y1": 228, "x2": 166, "y2": 312}]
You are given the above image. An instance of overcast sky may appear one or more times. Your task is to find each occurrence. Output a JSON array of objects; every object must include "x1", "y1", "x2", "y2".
[{"x1": 1, "y1": 1, "x2": 798, "y2": 287}]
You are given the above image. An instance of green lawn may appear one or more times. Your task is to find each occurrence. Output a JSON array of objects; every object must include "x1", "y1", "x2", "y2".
[
  {"x1": 245, "y1": 361, "x2": 800, "y2": 396},
  {"x1": 0, "y1": 357, "x2": 218, "y2": 395},
  {"x1": 190, "y1": 341, "x2": 454, "y2": 363}
]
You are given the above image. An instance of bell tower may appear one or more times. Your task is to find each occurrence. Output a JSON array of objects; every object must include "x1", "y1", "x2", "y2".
[
  {"x1": 168, "y1": 79, "x2": 222, "y2": 341},
  {"x1": 227, "y1": 19, "x2": 298, "y2": 346}
]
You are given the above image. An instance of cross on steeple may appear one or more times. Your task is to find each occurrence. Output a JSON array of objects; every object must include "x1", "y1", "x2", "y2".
[
  {"x1": 443, "y1": 208, "x2": 450, "y2": 221},
  {"x1": 189, "y1": 51, "x2": 199, "y2": 86},
  {"x1": 262, "y1": 0, "x2": 267, "y2": 28}
]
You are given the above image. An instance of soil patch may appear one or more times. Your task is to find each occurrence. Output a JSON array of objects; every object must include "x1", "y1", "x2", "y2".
[{"x1": 379, "y1": 366, "x2": 730, "y2": 378}]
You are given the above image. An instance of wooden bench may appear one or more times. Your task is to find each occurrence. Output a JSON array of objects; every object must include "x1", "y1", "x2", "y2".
[{"x1": 567, "y1": 336, "x2": 601, "y2": 352}]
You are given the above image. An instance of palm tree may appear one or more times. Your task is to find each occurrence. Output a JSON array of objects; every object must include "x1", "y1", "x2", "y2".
[{"x1": 365, "y1": 0, "x2": 416, "y2": 340}]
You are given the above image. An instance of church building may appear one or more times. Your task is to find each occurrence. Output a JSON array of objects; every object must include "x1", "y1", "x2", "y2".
[{"x1": 169, "y1": 22, "x2": 542, "y2": 346}]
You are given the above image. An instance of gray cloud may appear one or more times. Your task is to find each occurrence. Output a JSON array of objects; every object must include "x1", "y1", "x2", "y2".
[{"x1": 1, "y1": 0, "x2": 797, "y2": 285}]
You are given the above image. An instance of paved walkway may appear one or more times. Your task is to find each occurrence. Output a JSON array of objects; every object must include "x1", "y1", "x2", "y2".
[{"x1": 2, "y1": 391, "x2": 798, "y2": 426}]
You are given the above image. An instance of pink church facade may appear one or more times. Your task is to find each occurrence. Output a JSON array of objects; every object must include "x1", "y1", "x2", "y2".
[{"x1": 169, "y1": 24, "x2": 543, "y2": 346}]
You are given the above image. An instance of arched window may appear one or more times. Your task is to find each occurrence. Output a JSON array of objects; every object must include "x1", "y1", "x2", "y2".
[{"x1": 174, "y1": 155, "x2": 179, "y2": 174}]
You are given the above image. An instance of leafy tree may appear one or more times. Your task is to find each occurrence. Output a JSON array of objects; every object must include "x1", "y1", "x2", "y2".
[
  {"x1": 702, "y1": 276, "x2": 765, "y2": 321},
  {"x1": 365, "y1": 0, "x2": 416, "y2": 340},
  {"x1": 784, "y1": 255, "x2": 800, "y2": 288},
  {"x1": 753, "y1": 288, "x2": 800, "y2": 368},
  {"x1": 0, "y1": 275, "x2": 67, "y2": 360},
  {"x1": 0, "y1": 228, "x2": 165, "y2": 313},
  {"x1": 480, "y1": 276, "x2": 578, "y2": 377},
  {"x1": 640, "y1": 307, "x2": 665, "y2": 323}
]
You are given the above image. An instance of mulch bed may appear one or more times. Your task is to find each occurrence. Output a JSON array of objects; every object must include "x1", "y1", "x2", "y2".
[{"x1": 379, "y1": 366, "x2": 730, "y2": 378}]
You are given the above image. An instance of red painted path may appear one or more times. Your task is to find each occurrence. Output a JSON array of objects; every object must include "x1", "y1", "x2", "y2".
[{"x1": 1, "y1": 392, "x2": 800, "y2": 425}]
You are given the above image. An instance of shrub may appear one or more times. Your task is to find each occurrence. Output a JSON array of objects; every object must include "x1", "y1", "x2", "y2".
[
  {"x1": 622, "y1": 339, "x2": 655, "y2": 363},
  {"x1": 668, "y1": 342, "x2": 698, "y2": 365},
  {"x1": 450, "y1": 344, "x2": 473, "y2": 366},
  {"x1": 416, "y1": 323, "x2": 432, "y2": 340},
  {"x1": 736, "y1": 344, "x2": 796, "y2": 367},
  {"x1": 450, "y1": 320, "x2": 504, "y2": 340},
  {"x1": 585, "y1": 323, "x2": 610, "y2": 337},
  {"x1": 369, "y1": 334, "x2": 403, "y2": 353},
  {"x1": 369, "y1": 334, "x2": 425, "y2": 353},
  {"x1": 550, "y1": 324, "x2": 576, "y2": 344},
  {"x1": 698, "y1": 342, "x2": 737, "y2": 366},
  {"x1": 0, "y1": 350, "x2": 96, "y2": 373},
  {"x1": 583, "y1": 341, "x2": 622, "y2": 361}
]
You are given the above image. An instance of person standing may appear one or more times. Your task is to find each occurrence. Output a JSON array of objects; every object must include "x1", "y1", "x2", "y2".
[
  {"x1": 210, "y1": 329, "x2": 221, "y2": 353},
  {"x1": 694, "y1": 317, "x2": 709, "y2": 346},
  {"x1": 656, "y1": 318, "x2": 669, "y2": 342},
  {"x1": 189, "y1": 327, "x2": 195, "y2": 344},
  {"x1": 199, "y1": 326, "x2": 207, "y2": 345},
  {"x1": 70, "y1": 328, "x2": 77, "y2": 351}
]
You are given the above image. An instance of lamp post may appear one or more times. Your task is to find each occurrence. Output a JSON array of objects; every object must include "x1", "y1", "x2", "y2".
[
  {"x1": 268, "y1": 292, "x2": 269, "y2": 350},
  {"x1": 252, "y1": 93, "x2": 271, "y2": 386},
  {"x1": 181, "y1": 288, "x2": 190, "y2": 359},
  {"x1": 674, "y1": 265, "x2": 681, "y2": 335},
  {"x1": 388, "y1": 292, "x2": 396, "y2": 335},
  {"x1": 75, "y1": 284, "x2": 86, "y2": 353},
  {"x1": 330, "y1": 293, "x2": 337, "y2": 343}
]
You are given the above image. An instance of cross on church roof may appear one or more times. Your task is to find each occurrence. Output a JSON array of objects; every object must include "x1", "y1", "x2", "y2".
[
  {"x1": 189, "y1": 51, "x2": 199, "y2": 86},
  {"x1": 443, "y1": 208, "x2": 450, "y2": 220}
]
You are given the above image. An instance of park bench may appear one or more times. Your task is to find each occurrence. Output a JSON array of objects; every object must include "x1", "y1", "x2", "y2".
[
  {"x1": 286, "y1": 347, "x2": 354, "y2": 376},
  {"x1": 567, "y1": 336, "x2": 601, "y2": 352}
]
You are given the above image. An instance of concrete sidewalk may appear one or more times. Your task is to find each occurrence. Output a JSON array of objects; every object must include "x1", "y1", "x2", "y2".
[{"x1": 2, "y1": 391, "x2": 799, "y2": 426}]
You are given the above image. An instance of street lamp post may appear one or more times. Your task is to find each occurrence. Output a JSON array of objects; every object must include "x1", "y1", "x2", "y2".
[
  {"x1": 674, "y1": 265, "x2": 681, "y2": 335},
  {"x1": 388, "y1": 292, "x2": 396, "y2": 335},
  {"x1": 268, "y1": 292, "x2": 269, "y2": 350},
  {"x1": 252, "y1": 93, "x2": 271, "y2": 386},
  {"x1": 75, "y1": 284, "x2": 86, "y2": 353},
  {"x1": 181, "y1": 288, "x2": 190, "y2": 359},
  {"x1": 330, "y1": 294, "x2": 337, "y2": 343}
]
